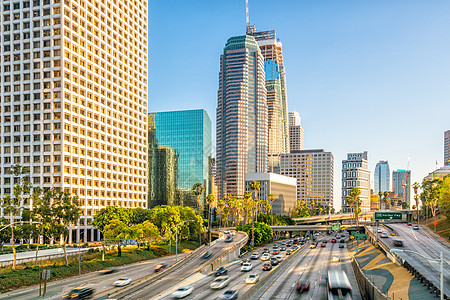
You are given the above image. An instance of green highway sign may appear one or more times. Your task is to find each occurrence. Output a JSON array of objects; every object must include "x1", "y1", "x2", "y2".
[
  {"x1": 374, "y1": 212, "x2": 403, "y2": 220},
  {"x1": 354, "y1": 234, "x2": 367, "y2": 240},
  {"x1": 332, "y1": 223, "x2": 341, "y2": 230}
]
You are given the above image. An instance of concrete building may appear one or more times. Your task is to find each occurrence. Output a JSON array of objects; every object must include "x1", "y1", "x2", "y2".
[
  {"x1": 245, "y1": 172, "x2": 296, "y2": 216},
  {"x1": 392, "y1": 169, "x2": 411, "y2": 206},
  {"x1": 249, "y1": 29, "x2": 289, "y2": 174},
  {"x1": 425, "y1": 165, "x2": 450, "y2": 180},
  {"x1": 289, "y1": 111, "x2": 304, "y2": 152},
  {"x1": 445, "y1": 130, "x2": 450, "y2": 166},
  {"x1": 280, "y1": 149, "x2": 334, "y2": 210},
  {"x1": 216, "y1": 35, "x2": 267, "y2": 198},
  {"x1": 0, "y1": 0, "x2": 149, "y2": 243},
  {"x1": 374, "y1": 161, "x2": 390, "y2": 194},
  {"x1": 342, "y1": 151, "x2": 371, "y2": 213}
]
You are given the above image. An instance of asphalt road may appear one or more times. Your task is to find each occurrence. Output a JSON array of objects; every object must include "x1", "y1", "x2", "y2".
[
  {"x1": 110, "y1": 232, "x2": 247, "y2": 300},
  {"x1": 375, "y1": 223, "x2": 450, "y2": 297},
  {"x1": 0, "y1": 252, "x2": 188, "y2": 300}
]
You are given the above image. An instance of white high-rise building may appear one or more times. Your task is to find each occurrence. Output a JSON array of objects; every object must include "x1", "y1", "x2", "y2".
[
  {"x1": 342, "y1": 151, "x2": 371, "y2": 213},
  {"x1": 289, "y1": 111, "x2": 304, "y2": 152},
  {"x1": 0, "y1": 0, "x2": 148, "y2": 242}
]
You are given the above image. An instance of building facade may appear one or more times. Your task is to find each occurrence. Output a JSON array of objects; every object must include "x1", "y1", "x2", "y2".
[
  {"x1": 154, "y1": 146, "x2": 178, "y2": 206},
  {"x1": 150, "y1": 109, "x2": 211, "y2": 212},
  {"x1": 445, "y1": 130, "x2": 450, "y2": 166},
  {"x1": 289, "y1": 111, "x2": 304, "y2": 152},
  {"x1": 0, "y1": 0, "x2": 149, "y2": 242},
  {"x1": 374, "y1": 160, "x2": 390, "y2": 194},
  {"x1": 216, "y1": 35, "x2": 267, "y2": 198},
  {"x1": 392, "y1": 169, "x2": 411, "y2": 206},
  {"x1": 249, "y1": 30, "x2": 289, "y2": 174},
  {"x1": 425, "y1": 165, "x2": 450, "y2": 180},
  {"x1": 280, "y1": 149, "x2": 334, "y2": 210},
  {"x1": 342, "y1": 151, "x2": 371, "y2": 213},
  {"x1": 245, "y1": 172, "x2": 296, "y2": 216}
]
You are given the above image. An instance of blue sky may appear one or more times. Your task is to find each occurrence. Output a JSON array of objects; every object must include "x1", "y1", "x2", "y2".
[{"x1": 148, "y1": 0, "x2": 450, "y2": 209}]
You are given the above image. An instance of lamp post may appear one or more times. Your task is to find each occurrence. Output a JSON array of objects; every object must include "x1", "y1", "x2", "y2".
[
  {"x1": 78, "y1": 228, "x2": 86, "y2": 276},
  {"x1": 390, "y1": 249, "x2": 444, "y2": 300},
  {"x1": 174, "y1": 220, "x2": 195, "y2": 262}
]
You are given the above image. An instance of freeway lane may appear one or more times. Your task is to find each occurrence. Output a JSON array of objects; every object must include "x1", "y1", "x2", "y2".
[{"x1": 381, "y1": 223, "x2": 450, "y2": 297}]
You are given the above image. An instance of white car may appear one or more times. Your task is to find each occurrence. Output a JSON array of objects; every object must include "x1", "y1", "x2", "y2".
[
  {"x1": 332, "y1": 256, "x2": 340, "y2": 262},
  {"x1": 241, "y1": 262, "x2": 253, "y2": 272},
  {"x1": 377, "y1": 228, "x2": 382, "y2": 233},
  {"x1": 380, "y1": 232, "x2": 389, "y2": 238},
  {"x1": 261, "y1": 253, "x2": 271, "y2": 261},
  {"x1": 224, "y1": 229, "x2": 231, "y2": 235},
  {"x1": 250, "y1": 252, "x2": 259, "y2": 260},
  {"x1": 210, "y1": 276, "x2": 230, "y2": 289},
  {"x1": 245, "y1": 273, "x2": 259, "y2": 284},
  {"x1": 113, "y1": 277, "x2": 131, "y2": 287},
  {"x1": 171, "y1": 286, "x2": 194, "y2": 298}
]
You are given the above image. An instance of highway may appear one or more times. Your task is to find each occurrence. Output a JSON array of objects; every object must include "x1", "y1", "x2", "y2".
[{"x1": 369, "y1": 223, "x2": 450, "y2": 297}]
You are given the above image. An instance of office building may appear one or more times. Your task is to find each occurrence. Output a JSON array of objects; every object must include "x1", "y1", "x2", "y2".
[
  {"x1": 0, "y1": 0, "x2": 149, "y2": 243},
  {"x1": 342, "y1": 151, "x2": 371, "y2": 213},
  {"x1": 392, "y1": 169, "x2": 411, "y2": 206},
  {"x1": 150, "y1": 109, "x2": 211, "y2": 212},
  {"x1": 245, "y1": 172, "x2": 296, "y2": 216},
  {"x1": 374, "y1": 161, "x2": 390, "y2": 193},
  {"x1": 216, "y1": 35, "x2": 267, "y2": 198},
  {"x1": 425, "y1": 165, "x2": 450, "y2": 180},
  {"x1": 249, "y1": 29, "x2": 289, "y2": 173},
  {"x1": 445, "y1": 130, "x2": 450, "y2": 166},
  {"x1": 280, "y1": 149, "x2": 334, "y2": 210},
  {"x1": 289, "y1": 111, "x2": 304, "y2": 152},
  {"x1": 154, "y1": 146, "x2": 178, "y2": 206}
]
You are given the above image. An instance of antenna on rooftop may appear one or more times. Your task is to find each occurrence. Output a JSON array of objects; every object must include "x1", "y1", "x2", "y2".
[{"x1": 246, "y1": 0, "x2": 249, "y2": 33}]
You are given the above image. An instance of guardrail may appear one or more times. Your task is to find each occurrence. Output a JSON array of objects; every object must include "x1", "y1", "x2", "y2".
[{"x1": 351, "y1": 256, "x2": 390, "y2": 300}]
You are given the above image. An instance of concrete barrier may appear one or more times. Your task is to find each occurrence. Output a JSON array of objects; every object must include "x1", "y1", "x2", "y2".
[{"x1": 351, "y1": 256, "x2": 390, "y2": 300}]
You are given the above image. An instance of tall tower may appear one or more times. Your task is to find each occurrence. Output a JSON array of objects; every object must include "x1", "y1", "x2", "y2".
[
  {"x1": 289, "y1": 111, "x2": 304, "y2": 152},
  {"x1": 342, "y1": 151, "x2": 371, "y2": 213},
  {"x1": 249, "y1": 30, "x2": 289, "y2": 173},
  {"x1": 392, "y1": 169, "x2": 411, "y2": 206},
  {"x1": 0, "y1": 0, "x2": 149, "y2": 241},
  {"x1": 445, "y1": 130, "x2": 450, "y2": 166},
  {"x1": 216, "y1": 35, "x2": 267, "y2": 198},
  {"x1": 374, "y1": 161, "x2": 390, "y2": 193}
]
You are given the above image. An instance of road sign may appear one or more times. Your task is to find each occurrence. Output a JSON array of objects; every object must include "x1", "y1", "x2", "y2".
[
  {"x1": 354, "y1": 234, "x2": 367, "y2": 241},
  {"x1": 433, "y1": 221, "x2": 438, "y2": 226},
  {"x1": 121, "y1": 239, "x2": 136, "y2": 246},
  {"x1": 332, "y1": 223, "x2": 341, "y2": 231},
  {"x1": 414, "y1": 216, "x2": 417, "y2": 220},
  {"x1": 350, "y1": 235, "x2": 355, "y2": 240},
  {"x1": 374, "y1": 212, "x2": 402, "y2": 220}
]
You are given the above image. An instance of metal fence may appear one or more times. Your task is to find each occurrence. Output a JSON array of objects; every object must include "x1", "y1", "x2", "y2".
[{"x1": 351, "y1": 256, "x2": 390, "y2": 300}]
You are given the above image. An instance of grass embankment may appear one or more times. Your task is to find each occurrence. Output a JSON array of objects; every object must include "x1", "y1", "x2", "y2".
[
  {"x1": 0, "y1": 241, "x2": 197, "y2": 293},
  {"x1": 423, "y1": 215, "x2": 450, "y2": 240}
]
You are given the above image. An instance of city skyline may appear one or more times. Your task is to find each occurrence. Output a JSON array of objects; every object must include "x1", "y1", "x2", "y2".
[{"x1": 148, "y1": 0, "x2": 450, "y2": 210}]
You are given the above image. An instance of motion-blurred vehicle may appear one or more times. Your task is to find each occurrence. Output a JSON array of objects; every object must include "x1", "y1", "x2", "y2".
[
  {"x1": 296, "y1": 280, "x2": 310, "y2": 293},
  {"x1": 292, "y1": 245, "x2": 298, "y2": 251},
  {"x1": 320, "y1": 243, "x2": 326, "y2": 247},
  {"x1": 262, "y1": 263, "x2": 272, "y2": 271},
  {"x1": 62, "y1": 287, "x2": 95, "y2": 300},
  {"x1": 272, "y1": 249, "x2": 279, "y2": 255},
  {"x1": 262, "y1": 248, "x2": 270, "y2": 254},
  {"x1": 377, "y1": 228, "x2": 382, "y2": 233},
  {"x1": 331, "y1": 239, "x2": 337, "y2": 243},
  {"x1": 202, "y1": 251, "x2": 212, "y2": 258},
  {"x1": 210, "y1": 276, "x2": 230, "y2": 289},
  {"x1": 276, "y1": 256, "x2": 283, "y2": 263},
  {"x1": 261, "y1": 253, "x2": 271, "y2": 261},
  {"x1": 407, "y1": 223, "x2": 412, "y2": 226},
  {"x1": 245, "y1": 273, "x2": 259, "y2": 284},
  {"x1": 224, "y1": 229, "x2": 231, "y2": 235},
  {"x1": 393, "y1": 240, "x2": 404, "y2": 247},
  {"x1": 113, "y1": 277, "x2": 131, "y2": 287},
  {"x1": 413, "y1": 225, "x2": 419, "y2": 230},
  {"x1": 220, "y1": 290, "x2": 238, "y2": 300},
  {"x1": 332, "y1": 256, "x2": 340, "y2": 262},
  {"x1": 280, "y1": 246, "x2": 286, "y2": 251},
  {"x1": 286, "y1": 249, "x2": 293, "y2": 255},
  {"x1": 380, "y1": 232, "x2": 389, "y2": 238},
  {"x1": 154, "y1": 264, "x2": 168, "y2": 272},
  {"x1": 310, "y1": 243, "x2": 317, "y2": 249},
  {"x1": 336, "y1": 235, "x2": 341, "y2": 239},
  {"x1": 270, "y1": 257, "x2": 279, "y2": 266},
  {"x1": 340, "y1": 239, "x2": 345, "y2": 243},
  {"x1": 171, "y1": 286, "x2": 193, "y2": 298},
  {"x1": 241, "y1": 262, "x2": 253, "y2": 272},
  {"x1": 273, "y1": 244, "x2": 279, "y2": 249},
  {"x1": 339, "y1": 243, "x2": 345, "y2": 248},
  {"x1": 99, "y1": 268, "x2": 117, "y2": 275},
  {"x1": 250, "y1": 252, "x2": 259, "y2": 260},
  {"x1": 286, "y1": 242, "x2": 292, "y2": 247},
  {"x1": 214, "y1": 266, "x2": 228, "y2": 276},
  {"x1": 327, "y1": 270, "x2": 352, "y2": 300},
  {"x1": 225, "y1": 236, "x2": 233, "y2": 243},
  {"x1": 241, "y1": 258, "x2": 250, "y2": 265}
]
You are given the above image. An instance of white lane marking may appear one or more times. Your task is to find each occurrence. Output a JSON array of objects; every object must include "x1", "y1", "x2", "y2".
[{"x1": 410, "y1": 226, "x2": 418, "y2": 240}]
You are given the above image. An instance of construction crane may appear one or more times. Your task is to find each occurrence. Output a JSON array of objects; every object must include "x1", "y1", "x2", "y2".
[{"x1": 402, "y1": 156, "x2": 411, "y2": 207}]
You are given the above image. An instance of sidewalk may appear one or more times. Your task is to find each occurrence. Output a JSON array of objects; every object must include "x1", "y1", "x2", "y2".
[{"x1": 349, "y1": 240, "x2": 436, "y2": 300}]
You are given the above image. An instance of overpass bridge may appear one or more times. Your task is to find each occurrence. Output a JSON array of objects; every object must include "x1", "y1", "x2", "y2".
[
  {"x1": 271, "y1": 225, "x2": 365, "y2": 232},
  {"x1": 292, "y1": 212, "x2": 374, "y2": 224}
]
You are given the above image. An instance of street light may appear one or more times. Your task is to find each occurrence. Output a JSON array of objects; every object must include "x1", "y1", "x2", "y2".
[
  {"x1": 173, "y1": 220, "x2": 195, "y2": 262},
  {"x1": 78, "y1": 228, "x2": 86, "y2": 276},
  {"x1": 390, "y1": 249, "x2": 444, "y2": 300}
]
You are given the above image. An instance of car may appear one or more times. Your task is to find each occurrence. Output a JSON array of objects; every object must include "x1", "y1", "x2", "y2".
[
  {"x1": 262, "y1": 248, "x2": 270, "y2": 254},
  {"x1": 113, "y1": 277, "x2": 131, "y2": 287},
  {"x1": 339, "y1": 243, "x2": 345, "y2": 248},
  {"x1": 250, "y1": 252, "x2": 259, "y2": 260},
  {"x1": 241, "y1": 258, "x2": 250, "y2": 265},
  {"x1": 286, "y1": 249, "x2": 293, "y2": 255},
  {"x1": 377, "y1": 228, "x2": 383, "y2": 233},
  {"x1": 332, "y1": 256, "x2": 340, "y2": 262},
  {"x1": 154, "y1": 263, "x2": 168, "y2": 272},
  {"x1": 300, "y1": 241, "x2": 305, "y2": 245},
  {"x1": 262, "y1": 263, "x2": 272, "y2": 271},
  {"x1": 214, "y1": 266, "x2": 228, "y2": 276},
  {"x1": 296, "y1": 280, "x2": 310, "y2": 293},
  {"x1": 319, "y1": 274, "x2": 328, "y2": 286},
  {"x1": 393, "y1": 240, "x2": 404, "y2": 247},
  {"x1": 413, "y1": 225, "x2": 419, "y2": 230},
  {"x1": 331, "y1": 238, "x2": 337, "y2": 243},
  {"x1": 210, "y1": 276, "x2": 230, "y2": 289},
  {"x1": 323, "y1": 240, "x2": 328, "y2": 243},
  {"x1": 202, "y1": 251, "x2": 212, "y2": 259},
  {"x1": 63, "y1": 287, "x2": 95, "y2": 300},
  {"x1": 281, "y1": 242, "x2": 286, "y2": 246},
  {"x1": 280, "y1": 246, "x2": 286, "y2": 251},
  {"x1": 270, "y1": 257, "x2": 279, "y2": 266},
  {"x1": 320, "y1": 243, "x2": 326, "y2": 247},
  {"x1": 407, "y1": 222, "x2": 412, "y2": 226},
  {"x1": 273, "y1": 244, "x2": 279, "y2": 249},
  {"x1": 380, "y1": 232, "x2": 389, "y2": 238},
  {"x1": 230, "y1": 230, "x2": 236, "y2": 236},
  {"x1": 220, "y1": 290, "x2": 238, "y2": 300},
  {"x1": 276, "y1": 256, "x2": 283, "y2": 263},
  {"x1": 293, "y1": 240, "x2": 298, "y2": 245},
  {"x1": 225, "y1": 236, "x2": 233, "y2": 243},
  {"x1": 292, "y1": 245, "x2": 298, "y2": 251},
  {"x1": 261, "y1": 253, "x2": 271, "y2": 261},
  {"x1": 340, "y1": 239, "x2": 345, "y2": 243},
  {"x1": 171, "y1": 286, "x2": 193, "y2": 298},
  {"x1": 224, "y1": 229, "x2": 231, "y2": 235},
  {"x1": 241, "y1": 262, "x2": 253, "y2": 272},
  {"x1": 99, "y1": 267, "x2": 117, "y2": 275},
  {"x1": 272, "y1": 249, "x2": 279, "y2": 255},
  {"x1": 286, "y1": 242, "x2": 292, "y2": 247},
  {"x1": 336, "y1": 234, "x2": 341, "y2": 239},
  {"x1": 310, "y1": 243, "x2": 317, "y2": 249},
  {"x1": 245, "y1": 273, "x2": 260, "y2": 284}
]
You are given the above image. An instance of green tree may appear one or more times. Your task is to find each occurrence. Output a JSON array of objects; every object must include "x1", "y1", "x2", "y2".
[
  {"x1": 192, "y1": 183, "x2": 204, "y2": 246},
  {"x1": 378, "y1": 191, "x2": 383, "y2": 210},
  {"x1": 103, "y1": 219, "x2": 127, "y2": 256},
  {"x1": 129, "y1": 208, "x2": 151, "y2": 225},
  {"x1": 438, "y1": 176, "x2": 450, "y2": 220},
  {"x1": 349, "y1": 187, "x2": 361, "y2": 225},
  {"x1": 421, "y1": 178, "x2": 442, "y2": 224},
  {"x1": 383, "y1": 191, "x2": 390, "y2": 209},
  {"x1": 249, "y1": 181, "x2": 260, "y2": 247},
  {"x1": 206, "y1": 194, "x2": 215, "y2": 243},
  {"x1": 93, "y1": 206, "x2": 131, "y2": 232},
  {"x1": 236, "y1": 222, "x2": 272, "y2": 247},
  {"x1": 413, "y1": 182, "x2": 421, "y2": 223},
  {"x1": 243, "y1": 191, "x2": 252, "y2": 224},
  {"x1": 267, "y1": 194, "x2": 276, "y2": 226}
]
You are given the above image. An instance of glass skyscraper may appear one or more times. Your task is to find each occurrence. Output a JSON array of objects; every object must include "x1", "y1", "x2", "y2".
[
  {"x1": 149, "y1": 109, "x2": 211, "y2": 211},
  {"x1": 374, "y1": 161, "x2": 390, "y2": 193},
  {"x1": 392, "y1": 169, "x2": 411, "y2": 206}
]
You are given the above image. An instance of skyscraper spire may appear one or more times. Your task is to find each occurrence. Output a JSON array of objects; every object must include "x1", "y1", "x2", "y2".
[{"x1": 246, "y1": 0, "x2": 249, "y2": 32}]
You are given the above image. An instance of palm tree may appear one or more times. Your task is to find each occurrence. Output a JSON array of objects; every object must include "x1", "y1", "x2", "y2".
[
  {"x1": 206, "y1": 194, "x2": 215, "y2": 243},
  {"x1": 217, "y1": 199, "x2": 225, "y2": 228},
  {"x1": 249, "y1": 180, "x2": 260, "y2": 248},
  {"x1": 378, "y1": 191, "x2": 383, "y2": 210},
  {"x1": 383, "y1": 191, "x2": 390, "y2": 209},
  {"x1": 192, "y1": 183, "x2": 204, "y2": 247},
  {"x1": 243, "y1": 191, "x2": 252, "y2": 224},
  {"x1": 350, "y1": 187, "x2": 361, "y2": 225},
  {"x1": 412, "y1": 182, "x2": 420, "y2": 223},
  {"x1": 267, "y1": 194, "x2": 276, "y2": 226}
]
